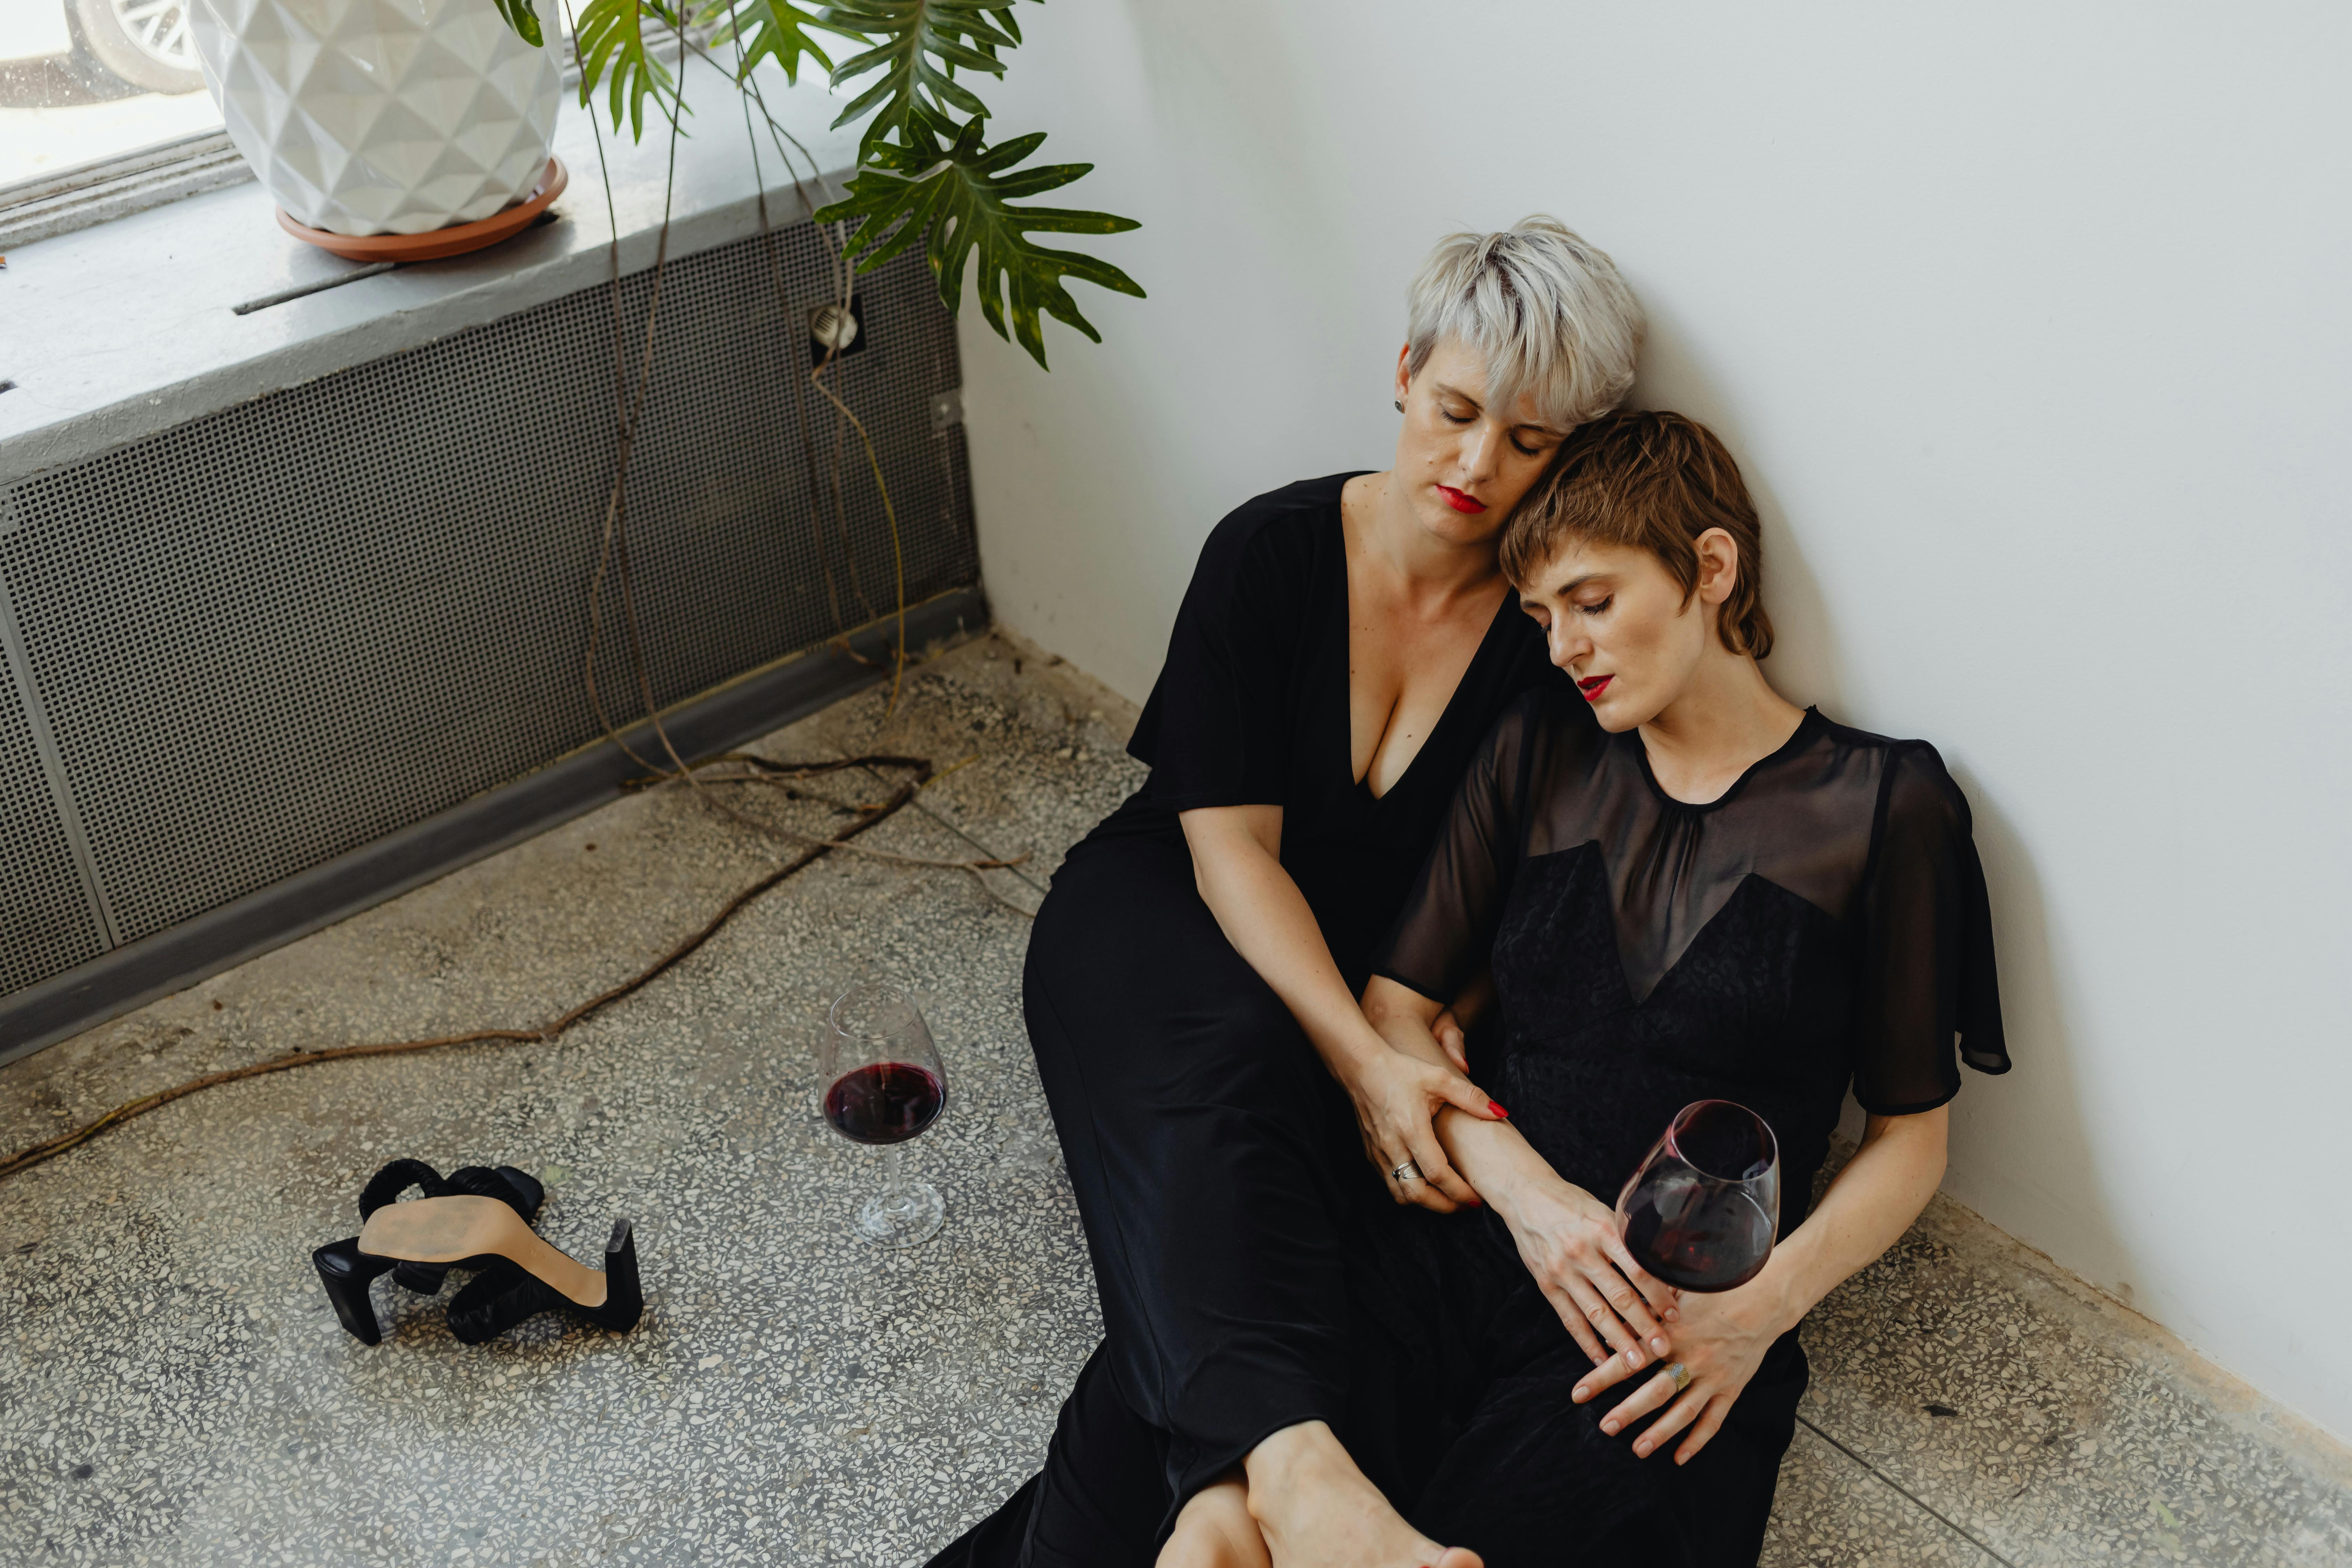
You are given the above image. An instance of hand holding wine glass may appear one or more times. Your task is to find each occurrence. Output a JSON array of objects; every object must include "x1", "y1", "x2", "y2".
[
  {"x1": 1570, "y1": 1100, "x2": 1785, "y2": 1462},
  {"x1": 1615, "y1": 1099, "x2": 1780, "y2": 1292},
  {"x1": 822, "y1": 981, "x2": 948, "y2": 1247}
]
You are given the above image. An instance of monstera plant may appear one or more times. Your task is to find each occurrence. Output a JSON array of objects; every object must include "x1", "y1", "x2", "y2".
[{"x1": 493, "y1": 0, "x2": 1142, "y2": 366}]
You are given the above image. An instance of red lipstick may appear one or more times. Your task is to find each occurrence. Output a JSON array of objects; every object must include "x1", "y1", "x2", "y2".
[
  {"x1": 1577, "y1": 675, "x2": 1613, "y2": 701},
  {"x1": 1435, "y1": 485, "x2": 1486, "y2": 514}
]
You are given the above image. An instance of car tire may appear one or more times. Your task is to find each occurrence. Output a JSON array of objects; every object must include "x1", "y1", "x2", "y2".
[{"x1": 71, "y1": 0, "x2": 206, "y2": 96}]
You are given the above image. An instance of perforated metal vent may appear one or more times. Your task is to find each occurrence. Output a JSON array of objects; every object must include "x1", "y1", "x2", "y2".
[
  {"x1": 0, "y1": 645, "x2": 104, "y2": 994},
  {"x1": 0, "y1": 223, "x2": 973, "y2": 986}
]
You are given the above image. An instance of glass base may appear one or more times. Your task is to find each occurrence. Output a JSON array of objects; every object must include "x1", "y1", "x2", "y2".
[
  {"x1": 856, "y1": 1179, "x2": 945, "y2": 1247},
  {"x1": 993, "y1": 1128, "x2": 1062, "y2": 1178}
]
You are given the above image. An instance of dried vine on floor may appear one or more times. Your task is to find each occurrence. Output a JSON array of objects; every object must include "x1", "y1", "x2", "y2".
[
  {"x1": 0, "y1": 759, "x2": 938, "y2": 1187},
  {"x1": 0, "y1": 43, "x2": 1040, "y2": 1189}
]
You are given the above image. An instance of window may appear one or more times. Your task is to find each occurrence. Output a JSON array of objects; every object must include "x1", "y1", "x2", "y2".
[
  {"x1": 0, "y1": 0, "x2": 234, "y2": 248},
  {"x1": 2, "y1": 0, "x2": 221, "y2": 181}
]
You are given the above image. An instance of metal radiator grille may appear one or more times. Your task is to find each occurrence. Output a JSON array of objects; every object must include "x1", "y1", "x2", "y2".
[
  {"x1": 0, "y1": 647, "x2": 104, "y2": 993},
  {"x1": 0, "y1": 225, "x2": 973, "y2": 970}
]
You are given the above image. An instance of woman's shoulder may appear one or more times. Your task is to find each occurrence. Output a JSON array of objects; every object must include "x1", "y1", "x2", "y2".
[
  {"x1": 1809, "y1": 715, "x2": 1973, "y2": 835},
  {"x1": 1188, "y1": 472, "x2": 1362, "y2": 592}
]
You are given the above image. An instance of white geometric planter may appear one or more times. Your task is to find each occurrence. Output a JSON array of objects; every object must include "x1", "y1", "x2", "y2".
[{"x1": 191, "y1": 0, "x2": 560, "y2": 237}]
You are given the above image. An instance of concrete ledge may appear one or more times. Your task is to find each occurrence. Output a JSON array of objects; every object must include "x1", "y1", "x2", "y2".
[
  {"x1": 0, "y1": 52, "x2": 859, "y2": 488},
  {"x1": 0, "y1": 584, "x2": 988, "y2": 1066}
]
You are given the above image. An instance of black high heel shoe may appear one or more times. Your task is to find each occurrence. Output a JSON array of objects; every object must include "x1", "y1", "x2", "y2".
[
  {"x1": 355, "y1": 1195, "x2": 644, "y2": 1344},
  {"x1": 445, "y1": 1217, "x2": 643, "y2": 1344},
  {"x1": 312, "y1": 1159, "x2": 545, "y2": 1344}
]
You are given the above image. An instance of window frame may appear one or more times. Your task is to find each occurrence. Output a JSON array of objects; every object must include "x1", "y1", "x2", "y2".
[{"x1": 0, "y1": 128, "x2": 248, "y2": 251}]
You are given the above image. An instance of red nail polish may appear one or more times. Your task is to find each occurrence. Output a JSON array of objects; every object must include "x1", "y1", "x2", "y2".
[{"x1": 1489, "y1": 1100, "x2": 1510, "y2": 1118}]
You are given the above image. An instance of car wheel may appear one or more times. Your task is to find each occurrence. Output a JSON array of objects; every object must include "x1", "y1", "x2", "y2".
[{"x1": 71, "y1": 0, "x2": 206, "y2": 96}]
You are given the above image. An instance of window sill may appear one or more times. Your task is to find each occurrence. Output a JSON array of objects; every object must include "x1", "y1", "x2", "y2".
[
  {"x1": 0, "y1": 132, "x2": 252, "y2": 254},
  {"x1": 0, "y1": 53, "x2": 858, "y2": 492}
]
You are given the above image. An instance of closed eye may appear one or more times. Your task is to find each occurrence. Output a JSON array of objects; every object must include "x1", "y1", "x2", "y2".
[{"x1": 1577, "y1": 596, "x2": 1613, "y2": 616}]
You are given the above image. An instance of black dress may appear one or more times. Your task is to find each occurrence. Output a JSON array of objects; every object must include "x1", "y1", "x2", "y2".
[
  {"x1": 929, "y1": 474, "x2": 1580, "y2": 1564},
  {"x1": 1345, "y1": 690, "x2": 2009, "y2": 1565}
]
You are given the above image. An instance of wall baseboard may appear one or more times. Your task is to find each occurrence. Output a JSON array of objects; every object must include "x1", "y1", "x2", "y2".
[{"x1": 0, "y1": 586, "x2": 987, "y2": 1069}]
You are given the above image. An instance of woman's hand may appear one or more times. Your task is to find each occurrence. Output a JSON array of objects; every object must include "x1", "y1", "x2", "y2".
[
  {"x1": 1570, "y1": 1107, "x2": 1951, "y2": 1465},
  {"x1": 1496, "y1": 1177, "x2": 1680, "y2": 1373},
  {"x1": 1337, "y1": 1046, "x2": 1504, "y2": 1214},
  {"x1": 1572, "y1": 1274, "x2": 1790, "y2": 1464}
]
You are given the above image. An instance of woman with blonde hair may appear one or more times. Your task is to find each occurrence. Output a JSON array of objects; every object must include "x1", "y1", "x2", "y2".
[{"x1": 930, "y1": 218, "x2": 1647, "y2": 1567}]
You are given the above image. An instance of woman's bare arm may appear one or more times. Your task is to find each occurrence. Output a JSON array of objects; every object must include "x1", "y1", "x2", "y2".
[
  {"x1": 1756, "y1": 1108, "x2": 1947, "y2": 1324},
  {"x1": 1180, "y1": 805, "x2": 1502, "y2": 1210},
  {"x1": 1361, "y1": 975, "x2": 1679, "y2": 1369}
]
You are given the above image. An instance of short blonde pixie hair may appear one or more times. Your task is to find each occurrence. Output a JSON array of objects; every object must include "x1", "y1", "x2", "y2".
[{"x1": 1405, "y1": 216, "x2": 1645, "y2": 433}]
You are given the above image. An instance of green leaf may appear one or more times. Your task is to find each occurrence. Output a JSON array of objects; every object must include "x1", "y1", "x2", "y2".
[
  {"x1": 491, "y1": 0, "x2": 545, "y2": 48},
  {"x1": 698, "y1": 0, "x2": 853, "y2": 85},
  {"x1": 815, "y1": 119, "x2": 1143, "y2": 369},
  {"x1": 575, "y1": 0, "x2": 680, "y2": 140},
  {"x1": 819, "y1": 1, "x2": 1025, "y2": 157}
]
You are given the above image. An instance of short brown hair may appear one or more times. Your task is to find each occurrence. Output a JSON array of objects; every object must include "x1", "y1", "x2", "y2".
[{"x1": 1500, "y1": 410, "x2": 1775, "y2": 659}]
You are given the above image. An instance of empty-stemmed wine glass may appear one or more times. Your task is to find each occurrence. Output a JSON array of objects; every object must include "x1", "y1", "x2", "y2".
[
  {"x1": 1614, "y1": 1099, "x2": 1780, "y2": 1292},
  {"x1": 821, "y1": 982, "x2": 948, "y2": 1247}
]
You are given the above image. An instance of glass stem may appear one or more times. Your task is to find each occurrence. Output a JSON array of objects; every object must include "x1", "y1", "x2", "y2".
[{"x1": 879, "y1": 1143, "x2": 909, "y2": 1216}]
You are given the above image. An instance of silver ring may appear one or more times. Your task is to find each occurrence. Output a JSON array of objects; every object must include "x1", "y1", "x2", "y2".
[
  {"x1": 1666, "y1": 1362, "x2": 1691, "y2": 1393},
  {"x1": 1392, "y1": 1160, "x2": 1422, "y2": 1182}
]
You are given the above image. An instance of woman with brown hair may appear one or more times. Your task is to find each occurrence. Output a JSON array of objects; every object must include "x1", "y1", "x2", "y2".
[{"x1": 1292, "y1": 408, "x2": 2010, "y2": 1564}]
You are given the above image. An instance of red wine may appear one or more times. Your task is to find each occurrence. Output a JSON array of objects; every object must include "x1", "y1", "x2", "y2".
[
  {"x1": 824, "y1": 1062, "x2": 945, "y2": 1145},
  {"x1": 1621, "y1": 1183, "x2": 1775, "y2": 1292}
]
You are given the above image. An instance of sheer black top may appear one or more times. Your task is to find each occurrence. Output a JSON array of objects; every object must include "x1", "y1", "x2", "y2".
[
  {"x1": 1083, "y1": 473, "x2": 1583, "y2": 985},
  {"x1": 1374, "y1": 692, "x2": 2008, "y2": 1234}
]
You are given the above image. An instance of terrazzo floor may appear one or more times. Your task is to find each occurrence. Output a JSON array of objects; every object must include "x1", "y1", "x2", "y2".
[{"x1": 2, "y1": 632, "x2": 2347, "y2": 1566}]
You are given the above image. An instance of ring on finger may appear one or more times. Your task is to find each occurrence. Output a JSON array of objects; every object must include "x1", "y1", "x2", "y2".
[
  {"x1": 1665, "y1": 1361, "x2": 1690, "y2": 1393},
  {"x1": 1392, "y1": 1159, "x2": 1423, "y2": 1182}
]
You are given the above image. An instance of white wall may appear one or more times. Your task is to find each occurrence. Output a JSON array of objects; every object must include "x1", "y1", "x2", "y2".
[{"x1": 955, "y1": 2, "x2": 2352, "y2": 1442}]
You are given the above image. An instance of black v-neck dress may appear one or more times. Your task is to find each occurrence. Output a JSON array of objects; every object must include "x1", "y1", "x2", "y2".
[
  {"x1": 1103, "y1": 473, "x2": 1570, "y2": 988},
  {"x1": 1340, "y1": 689, "x2": 2009, "y2": 1565},
  {"x1": 929, "y1": 475, "x2": 1579, "y2": 1565}
]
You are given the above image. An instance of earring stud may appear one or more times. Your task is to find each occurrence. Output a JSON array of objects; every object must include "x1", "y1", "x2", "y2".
[{"x1": 1394, "y1": 399, "x2": 1405, "y2": 413}]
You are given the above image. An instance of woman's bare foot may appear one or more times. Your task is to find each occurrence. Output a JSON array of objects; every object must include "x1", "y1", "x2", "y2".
[
  {"x1": 1242, "y1": 1421, "x2": 1482, "y2": 1568},
  {"x1": 1159, "y1": 1475, "x2": 1273, "y2": 1568}
]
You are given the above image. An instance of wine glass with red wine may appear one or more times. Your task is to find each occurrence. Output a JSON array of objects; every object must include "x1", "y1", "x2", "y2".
[
  {"x1": 822, "y1": 982, "x2": 948, "y2": 1247},
  {"x1": 1614, "y1": 1100, "x2": 1780, "y2": 1293}
]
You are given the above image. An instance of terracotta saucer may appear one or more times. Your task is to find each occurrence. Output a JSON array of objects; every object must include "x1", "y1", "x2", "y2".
[{"x1": 276, "y1": 156, "x2": 569, "y2": 264}]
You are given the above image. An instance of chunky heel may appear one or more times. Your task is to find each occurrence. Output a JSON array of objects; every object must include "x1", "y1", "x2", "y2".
[
  {"x1": 591, "y1": 1219, "x2": 643, "y2": 1333},
  {"x1": 313, "y1": 1239, "x2": 398, "y2": 1344},
  {"x1": 382, "y1": 1197, "x2": 648, "y2": 1345}
]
